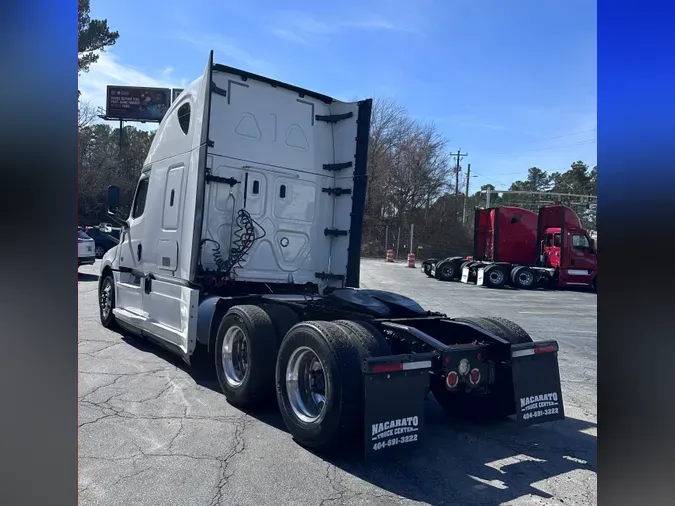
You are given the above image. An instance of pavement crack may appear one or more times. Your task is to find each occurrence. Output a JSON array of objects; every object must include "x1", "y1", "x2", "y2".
[
  {"x1": 108, "y1": 467, "x2": 150, "y2": 489},
  {"x1": 208, "y1": 415, "x2": 252, "y2": 506},
  {"x1": 167, "y1": 418, "x2": 185, "y2": 452}
]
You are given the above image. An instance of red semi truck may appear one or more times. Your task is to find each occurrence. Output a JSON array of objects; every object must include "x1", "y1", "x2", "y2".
[{"x1": 424, "y1": 205, "x2": 597, "y2": 290}]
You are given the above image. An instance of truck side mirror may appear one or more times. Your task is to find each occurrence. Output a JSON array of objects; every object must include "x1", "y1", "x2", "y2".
[
  {"x1": 107, "y1": 185, "x2": 120, "y2": 214},
  {"x1": 106, "y1": 185, "x2": 128, "y2": 229}
]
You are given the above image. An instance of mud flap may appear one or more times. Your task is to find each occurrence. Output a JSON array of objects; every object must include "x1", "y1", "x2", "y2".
[
  {"x1": 511, "y1": 341, "x2": 565, "y2": 426},
  {"x1": 476, "y1": 267, "x2": 486, "y2": 286},
  {"x1": 362, "y1": 353, "x2": 434, "y2": 460},
  {"x1": 461, "y1": 267, "x2": 470, "y2": 283}
]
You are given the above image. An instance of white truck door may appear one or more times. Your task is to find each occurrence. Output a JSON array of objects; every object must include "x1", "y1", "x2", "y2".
[{"x1": 114, "y1": 172, "x2": 150, "y2": 327}]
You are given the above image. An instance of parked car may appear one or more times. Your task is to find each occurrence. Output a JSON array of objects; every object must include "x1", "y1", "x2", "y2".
[
  {"x1": 78, "y1": 230, "x2": 96, "y2": 266},
  {"x1": 84, "y1": 226, "x2": 121, "y2": 258}
]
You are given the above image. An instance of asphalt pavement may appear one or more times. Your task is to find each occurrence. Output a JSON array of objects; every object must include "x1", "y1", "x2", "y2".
[{"x1": 79, "y1": 258, "x2": 597, "y2": 506}]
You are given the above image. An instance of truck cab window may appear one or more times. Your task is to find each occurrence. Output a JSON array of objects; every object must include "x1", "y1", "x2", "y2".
[
  {"x1": 545, "y1": 234, "x2": 553, "y2": 247},
  {"x1": 572, "y1": 234, "x2": 590, "y2": 250},
  {"x1": 132, "y1": 178, "x2": 149, "y2": 219},
  {"x1": 553, "y1": 234, "x2": 561, "y2": 247},
  {"x1": 177, "y1": 103, "x2": 191, "y2": 134}
]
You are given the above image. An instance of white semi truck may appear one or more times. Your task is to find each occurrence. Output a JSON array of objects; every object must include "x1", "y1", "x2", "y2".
[{"x1": 98, "y1": 52, "x2": 565, "y2": 457}]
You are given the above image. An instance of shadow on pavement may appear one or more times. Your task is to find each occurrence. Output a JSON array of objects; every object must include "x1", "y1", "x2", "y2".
[
  {"x1": 120, "y1": 330, "x2": 291, "y2": 433},
  {"x1": 314, "y1": 408, "x2": 596, "y2": 505},
  {"x1": 117, "y1": 327, "x2": 596, "y2": 505},
  {"x1": 78, "y1": 272, "x2": 99, "y2": 283}
]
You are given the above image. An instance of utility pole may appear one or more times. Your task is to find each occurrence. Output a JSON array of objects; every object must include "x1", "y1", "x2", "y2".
[
  {"x1": 452, "y1": 149, "x2": 468, "y2": 196},
  {"x1": 462, "y1": 163, "x2": 471, "y2": 225}
]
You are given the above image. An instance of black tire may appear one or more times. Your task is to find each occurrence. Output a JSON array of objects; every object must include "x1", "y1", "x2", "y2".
[
  {"x1": 98, "y1": 271, "x2": 117, "y2": 328},
  {"x1": 435, "y1": 260, "x2": 457, "y2": 281},
  {"x1": 511, "y1": 266, "x2": 536, "y2": 289},
  {"x1": 333, "y1": 319, "x2": 391, "y2": 358},
  {"x1": 432, "y1": 316, "x2": 529, "y2": 421},
  {"x1": 483, "y1": 264, "x2": 507, "y2": 288},
  {"x1": 481, "y1": 316, "x2": 533, "y2": 344},
  {"x1": 276, "y1": 321, "x2": 363, "y2": 449},
  {"x1": 423, "y1": 262, "x2": 433, "y2": 277},
  {"x1": 214, "y1": 305, "x2": 280, "y2": 407},
  {"x1": 453, "y1": 316, "x2": 507, "y2": 340},
  {"x1": 259, "y1": 303, "x2": 299, "y2": 345}
]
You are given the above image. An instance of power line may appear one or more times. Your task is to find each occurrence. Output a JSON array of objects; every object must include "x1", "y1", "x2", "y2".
[{"x1": 471, "y1": 171, "x2": 512, "y2": 185}]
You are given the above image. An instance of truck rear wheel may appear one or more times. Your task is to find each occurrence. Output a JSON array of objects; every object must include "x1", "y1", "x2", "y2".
[
  {"x1": 483, "y1": 264, "x2": 507, "y2": 288},
  {"x1": 333, "y1": 320, "x2": 391, "y2": 358},
  {"x1": 435, "y1": 260, "x2": 457, "y2": 281},
  {"x1": 214, "y1": 305, "x2": 280, "y2": 407},
  {"x1": 423, "y1": 262, "x2": 433, "y2": 277},
  {"x1": 276, "y1": 321, "x2": 363, "y2": 449},
  {"x1": 259, "y1": 303, "x2": 299, "y2": 345},
  {"x1": 423, "y1": 258, "x2": 438, "y2": 277},
  {"x1": 511, "y1": 266, "x2": 536, "y2": 289},
  {"x1": 481, "y1": 316, "x2": 533, "y2": 344}
]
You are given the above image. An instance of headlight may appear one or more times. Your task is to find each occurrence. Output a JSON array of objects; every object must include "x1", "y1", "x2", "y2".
[{"x1": 458, "y1": 358, "x2": 470, "y2": 375}]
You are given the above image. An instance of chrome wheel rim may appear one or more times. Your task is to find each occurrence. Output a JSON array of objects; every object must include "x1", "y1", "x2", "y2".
[
  {"x1": 489, "y1": 270, "x2": 504, "y2": 284},
  {"x1": 518, "y1": 271, "x2": 534, "y2": 286},
  {"x1": 100, "y1": 278, "x2": 112, "y2": 319},
  {"x1": 222, "y1": 326, "x2": 249, "y2": 387},
  {"x1": 286, "y1": 347, "x2": 328, "y2": 423}
]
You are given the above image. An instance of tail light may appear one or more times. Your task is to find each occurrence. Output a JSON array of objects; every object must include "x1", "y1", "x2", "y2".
[
  {"x1": 469, "y1": 368, "x2": 481, "y2": 385},
  {"x1": 446, "y1": 371, "x2": 459, "y2": 388}
]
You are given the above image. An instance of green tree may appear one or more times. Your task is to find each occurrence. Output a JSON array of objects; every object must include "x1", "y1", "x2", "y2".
[
  {"x1": 588, "y1": 165, "x2": 597, "y2": 194},
  {"x1": 500, "y1": 167, "x2": 552, "y2": 209},
  {"x1": 550, "y1": 161, "x2": 594, "y2": 194},
  {"x1": 79, "y1": 124, "x2": 154, "y2": 224},
  {"x1": 78, "y1": 0, "x2": 119, "y2": 74}
]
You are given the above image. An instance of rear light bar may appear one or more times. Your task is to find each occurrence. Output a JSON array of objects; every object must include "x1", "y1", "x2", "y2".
[
  {"x1": 372, "y1": 360, "x2": 432, "y2": 374},
  {"x1": 363, "y1": 353, "x2": 436, "y2": 375},
  {"x1": 512, "y1": 343, "x2": 559, "y2": 358}
]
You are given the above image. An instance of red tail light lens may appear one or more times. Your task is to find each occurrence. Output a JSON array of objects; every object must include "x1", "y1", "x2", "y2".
[
  {"x1": 469, "y1": 368, "x2": 481, "y2": 385},
  {"x1": 446, "y1": 371, "x2": 459, "y2": 388}
]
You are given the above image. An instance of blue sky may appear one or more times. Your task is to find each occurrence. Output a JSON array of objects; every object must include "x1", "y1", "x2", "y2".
[{"x1": 79, "y1": 0, "x2": 596, "y2": 192}]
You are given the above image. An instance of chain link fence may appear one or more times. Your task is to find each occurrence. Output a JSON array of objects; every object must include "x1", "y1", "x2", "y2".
[
  {"x1": 360, "y1": 194, "x2": 597, "y2": 261},
  {"x1": 361, "y1": 217, "x2": 474, "y2": 261}
]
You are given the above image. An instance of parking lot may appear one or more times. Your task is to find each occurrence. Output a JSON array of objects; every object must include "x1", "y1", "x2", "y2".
[{"x1": 79, "y1": 258, "x2": 597, "y2": 506}]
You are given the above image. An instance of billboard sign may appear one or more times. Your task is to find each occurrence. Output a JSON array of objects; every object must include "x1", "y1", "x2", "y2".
[
  {"x1": 106, "y1": 86, "x2": 171, "y2": 122},
  {"x1": 172, "y1": 88, "x2": 184, "y2": 102}
]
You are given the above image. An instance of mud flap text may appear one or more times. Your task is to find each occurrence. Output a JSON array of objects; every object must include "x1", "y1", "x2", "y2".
[
  {"x1": 363, "y1": 359, "x2": 431, "y2": 460},
  {"x1": 512, "y1": 346, "x2": 565, "y2": 426}
]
